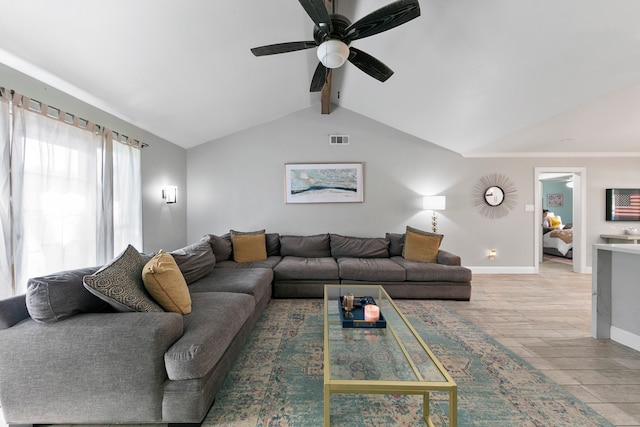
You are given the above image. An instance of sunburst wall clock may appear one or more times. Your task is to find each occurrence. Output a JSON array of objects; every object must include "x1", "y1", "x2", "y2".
[{"x1": 473, "y1": 173, "x2": 518, "y2": 219}]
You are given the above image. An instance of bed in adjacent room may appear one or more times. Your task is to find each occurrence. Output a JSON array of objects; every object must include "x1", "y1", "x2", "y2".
[{"x1": 543, "y1": 216, "x2": 573, "y2": 259}]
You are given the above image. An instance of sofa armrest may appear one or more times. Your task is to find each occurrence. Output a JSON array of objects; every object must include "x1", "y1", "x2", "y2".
[
  {"x1": 437, "y1": 250, "x2": 461, "y2": 266},
  {"x1": 0, "y1": 311, "x2": 183, "y2": 424},
  {"x1": 0, "y1": 295, "x2": 29, "y2": 329}
]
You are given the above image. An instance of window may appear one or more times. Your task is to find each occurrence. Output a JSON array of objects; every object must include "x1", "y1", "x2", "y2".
[{"x1": 1, "y1": 90, "x2": 143, "y2": 297}]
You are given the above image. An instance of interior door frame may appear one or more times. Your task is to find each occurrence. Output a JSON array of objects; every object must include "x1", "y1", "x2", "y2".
[{"x1": 534, "y1": 167, "x2": 587, "y2": 274}]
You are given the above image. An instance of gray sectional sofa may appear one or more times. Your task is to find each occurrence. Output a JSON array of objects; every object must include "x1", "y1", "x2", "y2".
[
  {"x1": 210, "y1": 232, "x2": 472, "y2": 300},
  {"x1": 0, "y1": 229, "x2": 471, "y2": 426}
]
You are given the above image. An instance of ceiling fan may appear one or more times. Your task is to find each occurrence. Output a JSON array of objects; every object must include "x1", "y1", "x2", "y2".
[{"x1": 250, "y1": 0, "x2": 421, "y2": 101}]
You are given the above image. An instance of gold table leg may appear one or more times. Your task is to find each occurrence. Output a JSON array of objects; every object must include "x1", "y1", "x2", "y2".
[{"x1": 324, "y1": 385, "x2": 330, "y2": 426}]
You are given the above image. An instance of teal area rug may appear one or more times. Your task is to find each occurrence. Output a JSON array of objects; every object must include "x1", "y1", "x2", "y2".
[{"x1": 204, "y1": 299, "x2": 613, "y2": 426}]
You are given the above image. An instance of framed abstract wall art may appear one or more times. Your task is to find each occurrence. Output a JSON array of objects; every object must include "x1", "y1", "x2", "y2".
[
  {"x1": 284, "y1": 163, "x2": 364, "y2": 204},
  {"x1": 606, "y1": 188, "x2": 640, "y2": 221},
  {"x1": 547, "y1": 193, "x2": 564, "y2": 207}
]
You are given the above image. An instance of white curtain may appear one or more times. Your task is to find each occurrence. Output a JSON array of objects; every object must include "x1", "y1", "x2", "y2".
[
  {"x1": 0, "y1": 90, "x2": 143, "y2": 298},
  {"x1": 113, "y1": 139, "x2": 142, "y2": 255},
  {"x1": 13, "y1": 103, "x2": 99, "y2": 294},
  {"x1": 0, "y1": 92, "x2": 12, "y2": 297}
]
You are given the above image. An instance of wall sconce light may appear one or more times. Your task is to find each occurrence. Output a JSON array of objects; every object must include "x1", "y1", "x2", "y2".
[
  {"x1": 489, "y1": 249, "x2": 497, "y2": 260},
  {"x1": 162, "y1": 186, "x2": 177, "y2": 204},
  {"x1": 422, "y1": 196, "x2": 446, "y2": 233}
]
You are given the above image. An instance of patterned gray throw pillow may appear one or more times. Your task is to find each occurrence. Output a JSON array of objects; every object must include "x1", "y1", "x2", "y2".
[{"x1": 83, "y1": 244, "x2": 164, "y2": 313}]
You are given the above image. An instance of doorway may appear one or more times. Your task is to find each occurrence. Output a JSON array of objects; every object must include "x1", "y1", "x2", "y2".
[{"x1": 534, "y1": 167, "x2": 587, "y2": 274}]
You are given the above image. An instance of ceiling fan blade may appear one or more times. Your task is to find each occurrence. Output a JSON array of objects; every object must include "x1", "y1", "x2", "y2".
[
  {"x1": 251, "y1": 41, "x2": 317, "y2": 56},
  {"x1": 345, "y1": 0, "x2": 420, "y2": 42},
  {"x1": 348, "y1": 47, "x2": 394, "y2": 82},
  {"x1": 298, "y1": 0, "x2": 332, "y2": 35},
  {"x1": 310, "y1": 61, "x2": 328, "y2": 92}
]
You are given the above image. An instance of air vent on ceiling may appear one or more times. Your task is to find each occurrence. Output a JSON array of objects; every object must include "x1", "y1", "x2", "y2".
[{"x1": 329, "y1": 134, "x2": 350, "y2": 145}]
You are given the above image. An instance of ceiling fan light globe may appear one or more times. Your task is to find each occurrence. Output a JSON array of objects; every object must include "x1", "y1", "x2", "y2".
[{"x1": 317, "y1": 40, "x2": 349, "y2": 69}]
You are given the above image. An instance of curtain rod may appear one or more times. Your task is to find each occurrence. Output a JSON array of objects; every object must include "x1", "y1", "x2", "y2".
[{"x1": 0, "y1": 86, "x2": 148, "y2": 148}]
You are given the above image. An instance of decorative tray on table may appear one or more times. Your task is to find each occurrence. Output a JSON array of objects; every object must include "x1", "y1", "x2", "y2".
[{"x1": 338, "y1": 296, "x2": 387, "y2": 329}]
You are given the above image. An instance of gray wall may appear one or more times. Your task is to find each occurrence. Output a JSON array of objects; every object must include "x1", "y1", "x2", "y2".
[
  {"x1": 1, "y1": 64, "x2": 188, "y2": 254},
  {"x1": 187, "y1": 105, "x2": 640, "y2": 271},
  {"x1": 140, "y1": 132, "x2": 188, "y2": 253}
]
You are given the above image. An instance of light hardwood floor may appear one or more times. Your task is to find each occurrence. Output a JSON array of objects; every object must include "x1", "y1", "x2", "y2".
[{"x1": 446, "y1": 258, "x2": 640, "y2": 427}]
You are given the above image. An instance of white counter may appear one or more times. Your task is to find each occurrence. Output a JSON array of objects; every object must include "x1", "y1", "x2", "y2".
[{"x1": 592, "y1": 244, "x2": 640, "y2": 351}]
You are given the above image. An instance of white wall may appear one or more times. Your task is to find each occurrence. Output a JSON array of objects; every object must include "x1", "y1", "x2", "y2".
[{"x1": 186, "y1": 105, "x2": 640, "y2": 272}]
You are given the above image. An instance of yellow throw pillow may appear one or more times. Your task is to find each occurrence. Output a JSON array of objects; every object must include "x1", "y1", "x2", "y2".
[
  {"x1": 142, "y1": 251, "x2": 191, "y2": 314},
  {"x1": 550, "y1": 216, "x2": 562, "y2": 228},
  {"x1": 230, "y1": 230, "x2": 267, "y2": 263},
  {"x1": 402, "y1": 226, "x2": 443, "y2": 263}
]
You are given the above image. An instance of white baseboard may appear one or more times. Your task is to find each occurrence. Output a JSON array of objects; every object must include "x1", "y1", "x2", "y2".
[
  {"x1": 470, "y1": 266, "x2": 536, "y2": 274},
  {"x1": 470, "y1": 266, "x2": 592, "y2": 275},
  {"x1": 611, "y1": 326, "x2": 640, "y2": 352}
]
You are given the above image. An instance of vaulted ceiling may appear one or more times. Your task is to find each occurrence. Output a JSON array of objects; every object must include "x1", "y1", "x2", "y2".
[{"x1": 2, "y1": 0, "x2": 640, "y2": 157}]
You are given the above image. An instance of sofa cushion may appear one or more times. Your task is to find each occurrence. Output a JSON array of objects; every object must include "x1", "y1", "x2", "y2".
[
  {"x1": 164, "y1": 291, "x2": 255, "y2": 380},
  {"x1": 392, "y1": 256, "x2": 472, "y2": 282},
  {"x1": 231, "y1": 229, "x2": 268, "y2": 263},
  {"x1": 0, "y1": 295, "x2": 29, "y2": 329},
  {"x1": 330, "y1": 234, "x2": 389, "y2": 258},
  {"x1": 337, "y1": 258, "x2": 406, "y2": 282},
  {"x1": 402, "y1": 226, "x2": 443, "y2": 263},
  {"x1": 385, "y1": 233, "x2": 405, "y2": 257},
  {"x1": 188, "y1": 267, "x2": 273, "y2": 305},
  {"x1": 169, "y1": 240, "x2": 215, "y2": 284},
  {"x1": 266, "y1": 233, "x2": 281, "y2": 256},
  {"x1": 273, "y1": 256, "x2": 339, "y2": 281},
  {"x1": 142, "y1": 251, "x2": 192, "y2": 314},
  {"x1": 203, "y1": 233, "x2": 232, "y2": 262},
  {"x1": 26, "y1": 267, "x2": 108, "y2": 322},
  {"x1": 83, "y1": 245, "x2": 164, "y2": 313},
  {"x1": 280, "y1": 234, "x2": 331, "y2": 258},
  {"x1": 215, "y1": 255, "x2": 281, "y2": 270},
  {"x1": 25, "y1": 265, "x2": 106, "y2": 323}
]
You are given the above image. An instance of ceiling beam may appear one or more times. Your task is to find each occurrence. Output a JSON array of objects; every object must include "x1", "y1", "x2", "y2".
[{"x1": 321, "y1": 69, "x2": 332, "y2": 114}]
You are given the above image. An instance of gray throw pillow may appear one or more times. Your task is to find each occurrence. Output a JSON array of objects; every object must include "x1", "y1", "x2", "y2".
[
  {"x1": 385, "y1": 233, "x2": 405, "y2": 257},
  {"x1": 170, "y1": 240, "x2": 215, "y2": 284},
  {"x1": 279, "y1": 234, "x2": 331, "y2": 258},
  {"x1": 83, "y1": 245, "x2": 164, "y2": 313},
  {"x1": 203, "y1": 233, "x2": 233, "y2": 262},
  {"x1": 265, "y1": 233, "x2": 281, "y2": 257},
  {"x1": 26, "y1": 266, "x2": 106, "y2": 323}
]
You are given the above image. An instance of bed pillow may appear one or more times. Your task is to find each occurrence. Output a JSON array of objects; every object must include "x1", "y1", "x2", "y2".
[
  {"x1": 83, "y1": 245, "x2": 164, "y2": 313},
  {"x1": 230, "y1": 229, "x2": 267, "y2": 263},
  {"x1": 142, "y1": 251, "x2": 191, "y2": 314},
  {"x1": 402, "y1": 226, "x2": 443, "y2": 263},
  {"x1": 550, "y1": 216, "x2": 563, "y2": 229}
]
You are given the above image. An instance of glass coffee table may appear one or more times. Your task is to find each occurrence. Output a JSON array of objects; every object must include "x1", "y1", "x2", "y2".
[{"x1": 323, "y1": 284, "x2": 457, "y2": 426}]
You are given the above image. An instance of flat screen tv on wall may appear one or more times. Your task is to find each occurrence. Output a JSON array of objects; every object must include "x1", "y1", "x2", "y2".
[{"x1": 606, "y1": 188, "x2": 640, "y2": 221}]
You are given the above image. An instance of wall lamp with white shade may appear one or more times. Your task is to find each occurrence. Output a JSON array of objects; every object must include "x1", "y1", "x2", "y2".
[
  {"x1": 422, "y1": 196, "x2": 446, "y2": 232},
  {"x1": 162, "y1": 186, "x2": 178, "y2": 204}
]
